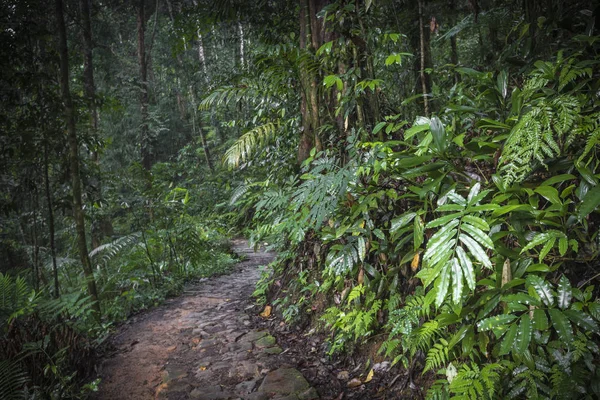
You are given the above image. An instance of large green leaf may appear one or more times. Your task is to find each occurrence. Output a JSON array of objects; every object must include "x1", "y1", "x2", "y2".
[
  {"x1": 499, "y1": 323, "x2": 518, "y2": 355},
  {"x1": 534, "y1": 186, "x2": 562, "y2": 205},
  {"x1": 435, "y1": 265, "x2": 451, "y2": 307},
  {"x1": 477, "y1": 314, "x2": 517, "y2": 332},
  {"x1": 579, "y1": 184, "x2": 600, "y2": 219},
  {"x1": 563, "y1": 309, "x2": 599, "y2": 333},
  {"x1": 451, "y1": 258, "x2": 463, "y2": 304},
  {"x1": 460, "y1": 223, "x2": 494, "y2": 249},
  {"x1": 548, "y1": 309, "x2": 574, "y2": 346},
  {"x1": 515, "y1": 314, "x2": 532, "y2": 354},
  {"x1": 456, "y1": 246, "x2": 475, "y2": 291},
  {"x1": 532, "y1": 309, "x2": 548, "y2": 331},
  {"x1": 557, "y1": 275, "x2": 572, "y2": 310},
  {"x1": 526, "y1": 275, "x2": 554, "y2": 306},
  {"x1": 459, "y1": 233, "x2": 492, "y2": 268}
]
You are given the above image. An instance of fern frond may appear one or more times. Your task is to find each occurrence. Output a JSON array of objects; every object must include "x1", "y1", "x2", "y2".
[
  {"x1": 223, "y1": 121, "x2": 280, "y2": 167},
  {"x1": 0, "y1": 359, "x2": 28, "y2": 400}
]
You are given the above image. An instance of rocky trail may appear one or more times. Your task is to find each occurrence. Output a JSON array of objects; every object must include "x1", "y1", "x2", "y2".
[{"x1": 94, "y1": 239, "x2": 319, "y2": 400}]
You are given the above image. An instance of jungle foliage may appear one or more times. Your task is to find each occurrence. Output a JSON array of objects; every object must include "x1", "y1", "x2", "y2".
[{"x1": 1, "y1": 0, "x2": 600, "y2": 398}]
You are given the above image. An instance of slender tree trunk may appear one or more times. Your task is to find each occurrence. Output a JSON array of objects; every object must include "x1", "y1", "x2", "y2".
[
  {"x1": 418, "y1": 0, "x2": 430, "y2": 116},
  {"x1": 189, "y1": 87, "x2": 214, "y2": 171},
  {"x1": 44, "y1": 144, "x2": 60, "y2": 298},
  {"x1": 80, "y1": 0, "x2": 107, "y2": 249},
  {"x1": 137, "y1": 0, "x2": 151, "y2": 170},
  {"x1": 238, "y1": 19, "x2": 245, "y2": 70},
  {"x1": 55, "y1": 0, "x2": 101, "y2": 316}
]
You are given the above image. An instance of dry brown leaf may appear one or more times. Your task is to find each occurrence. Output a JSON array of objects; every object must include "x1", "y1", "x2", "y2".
[
  {"x1": 260, "y1": 305, "x2": 272, "y2": 318},
  {"x1": 347, "y1": 378, "x2": 362, "y2": 388},
  {"x1": 357, "y1": 268, "x2": 364, "y2": 285},
  {"x1": 411, "y1": 253, "x2": 420, "y2": 271}
]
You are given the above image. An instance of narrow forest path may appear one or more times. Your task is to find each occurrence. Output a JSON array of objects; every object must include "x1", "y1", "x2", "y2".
[{"x1": 94, "y1": 239, "x2": 319, "y2": 400}]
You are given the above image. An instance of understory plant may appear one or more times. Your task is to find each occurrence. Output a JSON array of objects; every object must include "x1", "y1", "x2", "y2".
[{"x1": 242, "y1": 47, "x2": 600, "y2": 398}]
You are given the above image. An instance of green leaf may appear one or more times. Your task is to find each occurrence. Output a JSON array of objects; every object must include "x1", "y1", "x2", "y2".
[
  {"x1": 563, "y1": 309, "x2": 599, "y2": 333},
  {"x1": 414, "y1": 216, "x2": 424, "y2": 251},
  {"x1": 426, "y1": 212, "x2": 463, "y2": 228},
  {"x1": 548, "y1": 309, "x2": 574, "y2": 346},
  {"x1": 456, "y1": 246, "x2": 475, "y2": 291},
  {"x1": 500, "y1": 323, "x2": 518, "y2": 355},
  {"x1": 532, "y1": 309, "x2": 548, "y2": 331},
  {"x1": 558, "y1": 237, "x2": 568, "y2": 256},
  {"x1": 520, "y1": 231, "x2": 567, "y2": 254},
  {"x1": 424, "y1": 220, "x2": 459, "y2": 260},
  {"x1": 458, "y1": 233, "x2": 492, "y2": 269},
  {"x1": 390, "y1": 212, "x2": 416, "y2": 233},
  {"x1": 451, "y1": 258, "x2": 463, "y2": 304},
  {"x1": 430, "y1": 116, "x2": 447, "y2": 152},
  {"x1": 534, "y1": 186, "x2": 562, "y2": 205},
  {"x1": 538, "y1": 237, "x2": 556, "y2": 261},
  {"x1": 526, "y1": 275, "x2": 554, "y2": 306},
  {"x1": 492, "y1": 204, "x2": 531, "y2": 217},
  {"x1": 516, "y1": 314, "x2": 532, "y2": 354},
  {"x1": 404, "y1": 123, "x2": 430, "y2": 140},
  {"x1": 461, "y1": 215, "x2": 490, "y2": 231},
  {"x1": 435, "y1": 265, "x2": 451, "y2": 307},
  {"x1": 541, "y1": 174, "x2": 576, "y2": 187},
  {"x1": 557, "y1": 275, "x2": 572, "y2": 310},
  {"x1": 461, "y1": 223, "x2": 494, "y2": 250},
  {"x1": 373, "y1": 122, "x2": 387, "y2": 135},
  {"x1": 579, "y1": 184, "x2": 600, "y2": 219},
  {"x1": 477, "y1": 314, "x2": 517, "y2": 332}
]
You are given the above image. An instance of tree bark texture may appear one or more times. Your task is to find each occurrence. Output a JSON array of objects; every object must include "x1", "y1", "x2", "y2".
[
  {"x1": 297, "y1": 0, "x2": 327, "y2": 163},
  {"x1": 55, "y1": 0, "x2": 101, "y2": 315}
]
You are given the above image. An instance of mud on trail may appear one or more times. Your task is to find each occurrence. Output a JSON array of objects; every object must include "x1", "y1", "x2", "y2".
[{"x1": 93, "y1": 239, "x2": 318, "y2": 400}]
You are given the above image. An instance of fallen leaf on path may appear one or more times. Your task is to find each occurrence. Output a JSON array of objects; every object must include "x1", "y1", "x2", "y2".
[
  {"x1": 347, "y1": 378, "x2": 362, "y2": 388},
  {"x1": 260, "y1": 305, "x2": 272, "y2": 318},
  {"x1": 364, "y1": 368, "x2": 374, "y2": 383}
]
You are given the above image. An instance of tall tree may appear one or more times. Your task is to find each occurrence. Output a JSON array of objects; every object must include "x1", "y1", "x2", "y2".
[
  {"x1": 54, "y1": 0, "x2": 100, "y2": 315},
  {"x1": 297, "y1": 0, "x2": 327, "y2": 163},
  {"x1": 137, "y1": 0, "x2": 151, "y2": 170}
]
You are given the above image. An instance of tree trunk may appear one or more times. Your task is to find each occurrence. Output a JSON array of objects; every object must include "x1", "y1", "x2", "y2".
[
  {"x1": 44, "y1": 143, "x2": 60, "y2": 298},
  {"x1": 55, "y1": 0, "x2": 101, "y2": 316},
  {"x1": 189, "y1": 87, "x2": 214, "y2": 171},
  {"x1": 137, "y1": 0, "x2": 151, "y2": 170},
  {"x1": 418, "y1": 0, "x2": 430, "y2": 117},
  {"x1": 297, "y1": 0, "x2": 327, "y2": 163},
  {"x1": 80, "y1": 0, "x2": 108, "y2": 249}
]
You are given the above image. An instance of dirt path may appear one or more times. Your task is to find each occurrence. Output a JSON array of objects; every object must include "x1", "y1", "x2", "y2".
[{"x1": 94, "y1": 239, "x2": 319, "y2": 400}]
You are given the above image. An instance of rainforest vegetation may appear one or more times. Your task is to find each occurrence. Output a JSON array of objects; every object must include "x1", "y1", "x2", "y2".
[{"x1": 1, "y1": 0, "x2": 600, "y2": 398}]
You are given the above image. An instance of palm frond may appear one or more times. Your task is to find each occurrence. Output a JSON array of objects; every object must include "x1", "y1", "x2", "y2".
[{"x1": 223, "y1": 121, "x2": 280, "y2": 167}]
